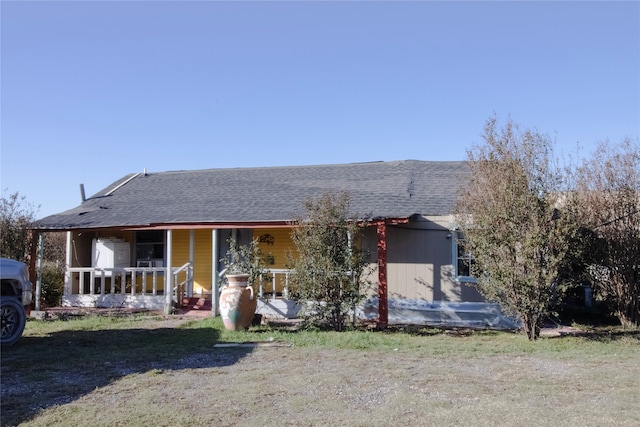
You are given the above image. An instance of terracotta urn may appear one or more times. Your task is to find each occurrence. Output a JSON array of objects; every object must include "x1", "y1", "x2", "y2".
[{"x1": 219, "y1": 273, "x2": 257, "y2": 330}]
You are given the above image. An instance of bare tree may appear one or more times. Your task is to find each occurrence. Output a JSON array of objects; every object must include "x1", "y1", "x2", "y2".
[
  {"x1": 455, "y1": 117, "x2": 576, "y2": 340},
  {"x1": 569, "y1": 138, "x2": 640, "y2": 327},
  {"x1": 42, "y1": 232, "x2": 67, "y2": 267},
  {"x1": 0, "y1": 191, "x2": 38, "y2": 262}
]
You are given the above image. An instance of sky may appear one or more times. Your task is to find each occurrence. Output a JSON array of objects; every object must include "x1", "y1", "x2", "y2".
[{"x1": 1, "y1": 1, "x2": 639, "y2": 219}]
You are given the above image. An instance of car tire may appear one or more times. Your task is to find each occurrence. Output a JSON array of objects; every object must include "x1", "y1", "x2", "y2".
[{"x1": 1, "y1": 297, "x2": 27, "y2": 346}]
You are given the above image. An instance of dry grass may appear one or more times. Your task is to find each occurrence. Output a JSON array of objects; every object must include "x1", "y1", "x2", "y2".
[{"x1": 1, "y1": 314, "x2": 639, "y2": 426}]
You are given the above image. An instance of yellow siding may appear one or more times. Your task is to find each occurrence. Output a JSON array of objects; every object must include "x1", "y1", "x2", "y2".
[
  {"x1": 254, "y1": 228, "x2": 295, "y2": 294},
  {"x1": 254, "y1": 228, "x2": 295, "y2": 269},
  {"x1": 171, "y1": 230, "x2": 213, "y2": 294},
  {"x1": 193, "y1": 230, "x2": 213, "y2": 293},
  {"x1": 172, "y1": 230, "x2": 191, "y2": 267},
  {"x1": 133, "y1": 272, "x2": 165, "y2": 293}
]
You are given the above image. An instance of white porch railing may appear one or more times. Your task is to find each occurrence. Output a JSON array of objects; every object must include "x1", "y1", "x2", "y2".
[
  {"x1": 257, "y1": 269, "x2": 358, "y2": 300},
  {"x1": 255, "y1": 269, "x2": 302, "y2": 319},
  {"x1": 172, "y1": 262, "x2": 194, "y2": 306},
  {"x1": 65, "y1": 263, "x2": 193, "y2": 310},
  {"x1": 258, "y1": 269, "x2": 294, "y2": 300}
]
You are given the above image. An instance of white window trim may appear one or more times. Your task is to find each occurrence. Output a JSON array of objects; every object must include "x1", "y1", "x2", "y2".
[{"x1": 451, "y1": 229, "x2": 477, "y2": 284}]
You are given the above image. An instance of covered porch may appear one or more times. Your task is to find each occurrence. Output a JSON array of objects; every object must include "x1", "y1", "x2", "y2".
[
  {"x1": 61, "y1": 263, "x2": 301, "y2": 318},
  {"x1": 52, "y1": 226, "x2": 305, "y2": 317}
]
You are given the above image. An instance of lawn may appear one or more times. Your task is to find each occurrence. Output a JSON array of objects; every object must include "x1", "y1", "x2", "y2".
[{"x1": 1, "y1": 313, "x2": 639, "y2": 427}]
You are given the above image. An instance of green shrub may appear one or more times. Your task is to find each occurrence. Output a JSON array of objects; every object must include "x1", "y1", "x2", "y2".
[{"x1": 40, "y1": 264, "x2": 64, "y2": 307}]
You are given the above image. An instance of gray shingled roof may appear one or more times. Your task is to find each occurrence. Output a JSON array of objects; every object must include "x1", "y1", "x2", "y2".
[{"x1": 35, "y1": 160, "x2": 469, "y2": 230}]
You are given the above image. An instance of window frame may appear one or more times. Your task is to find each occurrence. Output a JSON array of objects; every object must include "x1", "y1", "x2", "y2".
[
  {"x1": 135, "y1": 230, "x2": 166, "y2": 266},
  {"x1": 451, "y1": 229, "x2": 477, "y2": 283}
]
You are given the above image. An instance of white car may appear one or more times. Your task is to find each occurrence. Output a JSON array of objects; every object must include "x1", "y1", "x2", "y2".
[{"x1": 1, "y1": 258, "x2": 34, "y2": 345}]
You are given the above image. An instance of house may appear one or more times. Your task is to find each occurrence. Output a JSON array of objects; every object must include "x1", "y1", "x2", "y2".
[{"x1": 35, "y1": 160, "x2": 504, "y2": 328}]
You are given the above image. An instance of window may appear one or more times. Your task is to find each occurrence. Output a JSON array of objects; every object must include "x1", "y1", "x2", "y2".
[
  {"x1": 136, "y1": 231, "x2": 165, "y2": 263},
  {"x1": 452, "y1": 230, "x2": 476, "y2": 282}
]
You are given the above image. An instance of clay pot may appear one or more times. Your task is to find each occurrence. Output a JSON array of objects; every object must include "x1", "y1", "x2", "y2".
[{"x1": 220, "y1": 274, "x2": 257, "y2": 330}]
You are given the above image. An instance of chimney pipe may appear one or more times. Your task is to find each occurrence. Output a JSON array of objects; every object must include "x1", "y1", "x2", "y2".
[{"x1": 80, "y1": 184, "x2": 86, "y2": 202}]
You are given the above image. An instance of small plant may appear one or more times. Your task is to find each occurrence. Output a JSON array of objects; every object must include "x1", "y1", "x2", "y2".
[{"x1": 220, "y1": 238, "x2": 272, "y2": 291}]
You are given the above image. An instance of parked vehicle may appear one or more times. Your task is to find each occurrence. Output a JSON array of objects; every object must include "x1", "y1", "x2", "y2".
[{"x1": 1, "y1": 258, "x2": 33, "y2": 345}]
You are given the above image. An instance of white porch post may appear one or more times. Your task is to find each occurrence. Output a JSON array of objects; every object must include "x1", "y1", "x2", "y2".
[
  {"x1": 212, "y1": 229, "x2": 219, "y2": 316},
  {"x1": 64, "y1": 231, "x2": 73, "y2": 300},
  {"x1": 189, "y1": 229, "x2": 195, "y2": 297},
  {"x1": 35, "y1": 233, "x2": 44, "y2": 311},
  {"x1": 164, "y1": 229, "x2": 173, "y2": 315}
]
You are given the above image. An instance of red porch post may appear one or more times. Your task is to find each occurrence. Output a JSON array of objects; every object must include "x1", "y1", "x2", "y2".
[
  {"x1": 27, "y1": 230, "x2": 39, "y2": 313},
  {"x1": 377, "y1": 221, "x2": 388, "y2": 330},
  {"x1": 27, "y1": 230, "x2": 38, "y2": 284}
]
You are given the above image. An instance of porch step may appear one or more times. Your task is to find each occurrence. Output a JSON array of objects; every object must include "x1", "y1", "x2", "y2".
[{"x1": 181, "y1": 297, "x2": 212, "y2": 311}]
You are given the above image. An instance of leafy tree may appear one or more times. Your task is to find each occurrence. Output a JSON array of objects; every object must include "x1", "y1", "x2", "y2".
[
  {"x1": 455, "y1": 117, "x2": 576, "y2": 340},
  {"x1": 569, "y1": 138, "x2": 640, "y2": 327},
  {"x1": 0, "y1": 191, "x2": 38, "y2": 262},
  {"x1": 289, "y1": 191, "x2": 371, "y2": 331}
]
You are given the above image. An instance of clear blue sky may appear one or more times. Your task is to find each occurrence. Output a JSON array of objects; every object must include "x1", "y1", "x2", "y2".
[{"x1": 2, "y1": 1, "x2": 639, "y2": 219}]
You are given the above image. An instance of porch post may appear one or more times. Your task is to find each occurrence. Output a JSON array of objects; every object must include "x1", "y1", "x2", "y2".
[
  {"x1": 27, "y1": 230, "x2": 38, "y2": 289},
  {"x1": 377, "y1": 221, "x2": 388, "y2": 330},
  {"x1": 189, "y1": 229, "x2": 195, "y2": 297},
  {"x1": 164, "y1": 229, "x2": 173, "y2": 315},
  {"x1": 64, "y1": 231, "x2": 73, "y2": 300},
  {"x1": 212, "y1": 229, "x2": 219, "y2": 316},
  {"x1": 35, "y1": 233, "x2": 44, "y2": 311}
]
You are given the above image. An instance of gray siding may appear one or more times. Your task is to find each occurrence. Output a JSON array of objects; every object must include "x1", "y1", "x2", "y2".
[{"x1": 365, "y1": 216, "x2": 483, "y2": 302}]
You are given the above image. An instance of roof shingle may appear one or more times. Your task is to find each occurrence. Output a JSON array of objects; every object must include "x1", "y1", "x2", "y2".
[{"x1": 36, "y1": 160, "x2": 468, "y2": 230}]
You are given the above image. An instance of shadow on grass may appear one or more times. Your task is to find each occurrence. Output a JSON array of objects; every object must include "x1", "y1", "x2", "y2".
[
  {"x1": 0, "y1": 322, "x2": 253, "y2": 427},
  {"x1": 378, "y1": 324, "x2": 510, "y2": 338},
  {"x1": 551, "y1": 328, "x2": 640, "y2": 342}
]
